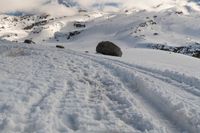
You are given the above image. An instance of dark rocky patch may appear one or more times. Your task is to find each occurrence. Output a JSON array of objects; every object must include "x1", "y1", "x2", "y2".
[
  {"x1": 39, "y1": 14, "x2": 50, "y2": 19},
  {"x1": 139, "y1": 22, "x2": 148, "y2": 27},
  {"x1": 74, "y1": 22, "x2": 86, "y2": 28},
  {"x1": 67, "y1": 31, "x2": 81, "y2": 39},
  {"x1": 54, "y1": 30, "x2": 81, "y2": 40},
  {"x1": 148, "y1": 20, "x2": 157, "y2": 25},
  {"x1": 13, "y1": 18, "x2": 18, "y2": 22},
  {"x1": 192, "y1": 52, "x2": 200, "y2": 58},
  {"x1": 151, "y1": 43, "x2": 200, "y2": 58},
  {"x1": 78, "y1": 9, "x2": 87, "y2": 13},
  {"x1": 175, "y1": 11, "x2": 183, "y2": 15},
  {"x1": 24, "y1": 20, "x2": 48, "y2": 30},
  {"x1": 135, "y1": 19, "x2": 157, "y2": 33}
]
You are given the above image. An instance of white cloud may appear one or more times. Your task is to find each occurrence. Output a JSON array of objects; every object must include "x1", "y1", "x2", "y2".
[
  {"x1": 0, "y1": 0, "x2": 43, "y2": 12},
  {"x1": 0, "y1": 0, "x2": 199, "y2": 16},
  {"x1": 0, "y1": 0, "x2": 77, "y2": 16},
  {"x1": 38, "y1": 3, "x2": 77, "y2": 16}
]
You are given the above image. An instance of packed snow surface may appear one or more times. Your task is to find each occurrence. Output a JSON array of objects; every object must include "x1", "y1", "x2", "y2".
[{"x1": 0, "y1": 41, "x2": 200, "y2": 133}]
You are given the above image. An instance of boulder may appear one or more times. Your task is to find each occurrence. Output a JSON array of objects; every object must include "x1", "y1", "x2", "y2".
[
  {"x1": 24, "y1": 39, "x2": 35, "y2": 44},
  {"x1": 96, "y1": 41, "x2": 122, "y2": 57},
  {"x1": 56, "y1": 45, "x2": 65, "y2": 49},
  {"x1": 153, "y1": 33, "x2": 159, "y2": 36}
]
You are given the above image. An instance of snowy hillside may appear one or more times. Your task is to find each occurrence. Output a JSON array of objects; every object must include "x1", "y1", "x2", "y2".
[
  {"x1": 0, "y1": 0, "x2": 200, "y2": 133},
  {"x1": 0, "y1": 40, "x2": 200, "y2": 133},
  {"x1": 0, "y1": 9, "x2": 200, "y2": 58}
]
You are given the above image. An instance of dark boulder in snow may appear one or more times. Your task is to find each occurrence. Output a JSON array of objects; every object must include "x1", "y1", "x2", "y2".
[
  {"x1": 56, "y1": 45, "x2": 65, "y2": 49},
  {"x1": 96, "y1": 41, "x2": 122, "y2": 57},
  {"x1": 24, "y1": 39, "x2": 35, "y2": 44},
  {"x1": 153, "y1": 33, "x2": 159, "y2": 36}
]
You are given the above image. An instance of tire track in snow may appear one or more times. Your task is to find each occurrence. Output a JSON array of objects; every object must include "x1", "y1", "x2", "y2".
[
  {"x1": 72, "y1": 51, "x2": 200, "y2": 102},
  {"x1": 95, "y1": 59, "x2": 200, "y2": 133},
  {"x1": 96, "y1": 75, "x2": 163, "y2": 132},
  {"x1": 0, "y1": 46, "x2": 60, "y2": 133},
  {"x1": 97, "y1": 72, "x2": 179, "y2": 133},
  {"x1": 24, "y1": 80, "x2": 67, "y2": 133},
  {"x1": 24, "y1": 56, "x2": 84, "y2": 133},
  {"x1": 18, "y1": 49, "x2": 136, "y2": 133},
  {"x1": 68, "y1": 52, "x2": 181, "y2": 132},
  {"x1": 101, "y1": 58, "x2": 200, "y2": 97},
  {"x1": 74, "y1": 51, "x2": 200, "y2": 98},
  {"x1": 23, "y1": 52, "x2": 89, "y2": 133},
  {"x1": 55, "y1": 51, "x2": 158, "y2": 132},
  {"x1": 1, "y1": 44, "x2": 199, "y2": 133},
  {"x1": 71, "y1": 51, "x2": 200, "y2": 133},
  {"x1": 23, "y1": 52, "x2": 71, "y2": 133},
  {"x1": 71, "y1": 55, "x2": 160, "y2": 132},
  {"x1": 59, "y1": 54, "x2": 137, "y2": 133}
]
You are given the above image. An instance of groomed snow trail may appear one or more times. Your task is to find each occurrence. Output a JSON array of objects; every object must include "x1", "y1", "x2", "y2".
[{"x1": 0, "y1": 44, "x2": 200, "y2": 133}]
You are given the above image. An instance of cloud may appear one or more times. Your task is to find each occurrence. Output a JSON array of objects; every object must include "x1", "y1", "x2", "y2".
[
  {"x1": 0, "y1": 0, "x2": 77, "y2": 16},
  {"x1": 0, "y1": 0, "x2": 43, "y2": 12},
  {"x1": 0, "y1": 0, "x2": 199, "y2": 16},
  {"x1": 71, "y1": 0, "x2": 200, "y2": 12},
  {"x1": 38, "y1": 3, "x2": 77, "y2": 16}
]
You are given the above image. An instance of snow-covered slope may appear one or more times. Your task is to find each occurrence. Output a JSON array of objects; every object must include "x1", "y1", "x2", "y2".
[
  {"x1": 1, "y1": 9, "x2": 200, "y2": 58},
  {"x1": 0, "y1": 1, "x2": 200, "y2": 133},
  {"x1": 0, "y1": 41, "x2": 200, "y2": 133}
]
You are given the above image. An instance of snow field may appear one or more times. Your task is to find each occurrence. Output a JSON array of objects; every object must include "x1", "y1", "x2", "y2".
[{"x1": 0, "y1": 43, "x2": 200, "y2": 132}]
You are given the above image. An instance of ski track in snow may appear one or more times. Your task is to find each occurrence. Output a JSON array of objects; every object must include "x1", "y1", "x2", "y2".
[{"x1": 0, "y1": 44, "x2": 200, "y2": 133}]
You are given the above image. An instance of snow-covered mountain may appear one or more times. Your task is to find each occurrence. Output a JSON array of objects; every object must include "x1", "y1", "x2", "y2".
[
  {"x1": 0, "y1": 1, "x2": 200, "y2": 133},
  {"x1": 0, "y1": 8, "x2": 200, "y2": 57},
  {"x1": 46, "y1": 0, "x2": 200, "y2": 12}
]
